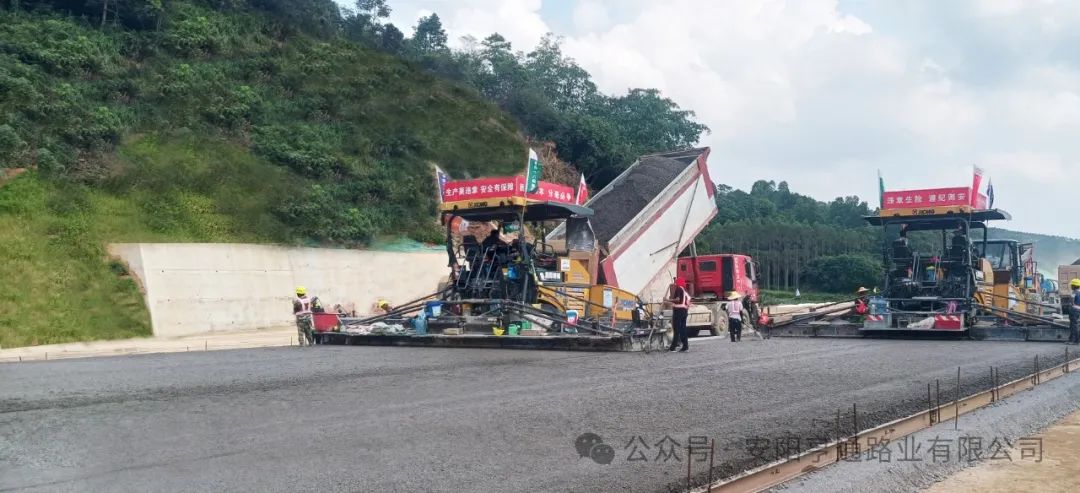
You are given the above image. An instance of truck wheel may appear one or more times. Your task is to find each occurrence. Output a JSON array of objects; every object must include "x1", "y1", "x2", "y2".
[
  {"x1": 710, "y1": 304, "x2": 726, "y2": 337},
  {"x1": 688, "y1": 328, "x2": 701, "y2": 338}
]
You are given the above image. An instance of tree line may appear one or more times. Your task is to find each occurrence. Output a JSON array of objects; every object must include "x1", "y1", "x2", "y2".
[{"x1": 697, "y1": 180, "x2": 882, "y2": 293}]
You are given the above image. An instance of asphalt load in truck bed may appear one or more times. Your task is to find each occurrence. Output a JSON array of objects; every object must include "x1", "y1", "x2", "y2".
[
  {"x1": 0, "y1": 339, "x2": 1071, "y2": 493},
  {"x1": 588, "y1": 149, "x2": 702, "y2": 246}
]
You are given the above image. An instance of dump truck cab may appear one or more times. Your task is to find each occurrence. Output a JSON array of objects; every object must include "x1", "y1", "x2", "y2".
[
  {"x1": 677, "y1": 254, "x2": 759, "y2": 302},
  {"x1": 676, "y1": 253, "x2": 761, "y2": 338}
]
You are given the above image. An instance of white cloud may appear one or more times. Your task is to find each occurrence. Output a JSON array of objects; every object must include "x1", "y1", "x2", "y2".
[
  {"x1": 382, "y1": 0, "x2": 547, "y2": 49},
  {"x1": 572, "y1": 1, "x2": 610, "y2": 33},
  {"x1": 982, "y1": 151, "x2": 1073, "y2": 185}
]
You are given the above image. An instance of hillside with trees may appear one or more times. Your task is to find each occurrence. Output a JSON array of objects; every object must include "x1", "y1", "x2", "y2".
[
  {"x1": 0, "y1": 0, "x2": 707, "y2": 346},
  {"x1": 339, "y1": 1, "x2": 709, "y2": 188}
]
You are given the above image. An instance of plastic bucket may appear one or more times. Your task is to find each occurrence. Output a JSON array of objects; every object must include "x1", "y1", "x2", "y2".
[
  {"x1": 425, "y1": 301, "x2": 443, "y2": 318},
  {"x1": 508, "y1": 325, "x2": 520, "y2": 336},
  {"x1": 413, "y1": 316, "x2": 428, "y2": 335},
  {"x1": 493, "y1": 327, "x2": 506, "y2": 336}
]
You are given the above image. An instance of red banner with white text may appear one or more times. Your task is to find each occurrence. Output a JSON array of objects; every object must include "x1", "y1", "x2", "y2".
[
  {"x1": 882, "y1": 187, "x2": 973, "y2": 210},
  {"x1": 441, "y1": 176, "x2": 576, "y2": 204}
]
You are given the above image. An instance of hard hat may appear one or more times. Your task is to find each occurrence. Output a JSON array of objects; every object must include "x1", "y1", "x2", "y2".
[
  {"x1": 727, "y1": 291, "x2": 742, "y2": 300},
  {"x1": 295, "y1": 286, "x2": 306, "y2": 295},
  {"x1": 378, "y1": 299, "x2": 390, "y2": 308},
  {"x1": 674, "y1": 277, "x2": 687, "y2": 288},
  {"x1": 857, "y1": 287, "x2": 870, "y2": 294},
  {"x1": 1071, "y1": 279, "x2": 1080, "y2": 289}
]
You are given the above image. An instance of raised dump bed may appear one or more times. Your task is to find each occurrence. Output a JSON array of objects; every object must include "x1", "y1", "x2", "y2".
[{"x1": 551, "y1": 147, "x2": 718, "y2": 302}]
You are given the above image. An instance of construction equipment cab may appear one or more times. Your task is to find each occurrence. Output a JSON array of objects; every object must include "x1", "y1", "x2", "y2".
[
  {"x1": 440, "y1": 175, "x2": 641, "y2": 329},
  {"x1": 865, "y1": 185, "x2": 1008, "y2": 331}
]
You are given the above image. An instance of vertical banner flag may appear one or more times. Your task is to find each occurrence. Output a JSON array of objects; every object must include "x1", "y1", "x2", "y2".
[
  {"x1": 878, "y1": 170, "x2": 885, "y2": 210},
  {"x1": 525, "y1": 148, "x2": 542, "y2": 194},
  {"x1": 988, "y1": 178, "x2": 995, "y2": 208},
  {"x1": 576, "y1": 173, "x2": 589, "y2": 205},
  {"x1": 970, "y1": 165, "x2": 983, "y2": 206},
  {"x1": 434, "y1": 165, "x2": 449, "y2": 203}
]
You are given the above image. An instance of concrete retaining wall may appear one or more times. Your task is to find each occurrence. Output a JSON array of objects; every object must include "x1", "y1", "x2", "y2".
[{"x1": 108, "y1": 243, "x2": 447, "y2": 337}]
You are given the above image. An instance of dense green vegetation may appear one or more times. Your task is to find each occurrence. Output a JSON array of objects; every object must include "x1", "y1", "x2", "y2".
[
  {"x1": 1, "y1": 0, "x2": 707, "y2": 243},
  {"x1": 0, "y1": 0, "x2": 707, "y2": 346}
]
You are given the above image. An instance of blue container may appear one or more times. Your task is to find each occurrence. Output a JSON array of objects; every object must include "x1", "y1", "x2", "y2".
[
  {"x1": 413, "y1": 315, "x2": 428, "y2": 335},
  {"x1": 869, "y1": 297, "x2": 888, "y2": 315},
  {"x1": 424, "y1": 301, "x2": 443, "y2": 318}
]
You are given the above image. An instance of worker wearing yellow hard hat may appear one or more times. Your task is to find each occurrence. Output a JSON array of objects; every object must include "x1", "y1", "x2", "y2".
[
  {"x1": 292, "y1": 286, "x2": 323, "y2": 346},
  {"x1": 1069, "y1": 279, "x2": 1080, "y2": 345}
]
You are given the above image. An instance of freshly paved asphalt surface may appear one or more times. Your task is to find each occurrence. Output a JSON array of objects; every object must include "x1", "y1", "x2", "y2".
[{"x1": 0, "y1": 338, "x2": 1072, "y2": 492}]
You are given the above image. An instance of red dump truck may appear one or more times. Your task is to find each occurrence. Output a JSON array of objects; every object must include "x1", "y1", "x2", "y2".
[{"x1": 677, "y1": 253, "x2": 761, "y2": 337}]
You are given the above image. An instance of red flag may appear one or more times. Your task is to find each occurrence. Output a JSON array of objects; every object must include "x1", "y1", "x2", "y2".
[
  {"x1": 576, "y1": 174, "x2": 589, "y2": 205},
  {"x1": 970, "y1": 166, "x2": 983, "y2": 206}
]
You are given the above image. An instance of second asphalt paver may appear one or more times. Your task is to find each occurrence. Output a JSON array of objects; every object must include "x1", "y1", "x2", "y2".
[{"x1": 1, "y1": 339, "x2": 1073, "y2": 492}]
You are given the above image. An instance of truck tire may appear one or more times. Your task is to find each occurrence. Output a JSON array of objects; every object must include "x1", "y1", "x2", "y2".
[
  {"x1": 710, "y1": 304, "x2": 727, "y2": 337},
  {"x1": 688, "y1": 328, "x2": 701, "y2": 338}
]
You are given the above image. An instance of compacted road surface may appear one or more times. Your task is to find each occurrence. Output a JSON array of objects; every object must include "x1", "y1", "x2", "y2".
[{"x1": 0, "y1": 338, "x2": 1070, "y2": 492}]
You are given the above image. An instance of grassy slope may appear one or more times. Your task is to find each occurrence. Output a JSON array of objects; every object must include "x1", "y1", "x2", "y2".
[
  {"x1": 0, "y1": 172, "x2": 150, "y2": 347},
  {"x1": 0, "y1": 6, "x2": 526, "y2": 347}
]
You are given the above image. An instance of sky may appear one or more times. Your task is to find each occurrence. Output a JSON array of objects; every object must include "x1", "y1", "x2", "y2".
[{"x1": 337, "y1": 0, "x2": 1080, "y2": 238}]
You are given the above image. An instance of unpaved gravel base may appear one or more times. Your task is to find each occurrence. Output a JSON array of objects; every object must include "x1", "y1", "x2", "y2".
[
  {"x1": 0, "y1": 339, "x2": 1074, "y2": 493},
  {"x1": 774, "y1": 370, "x2": 1080, "y2": 493}
]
